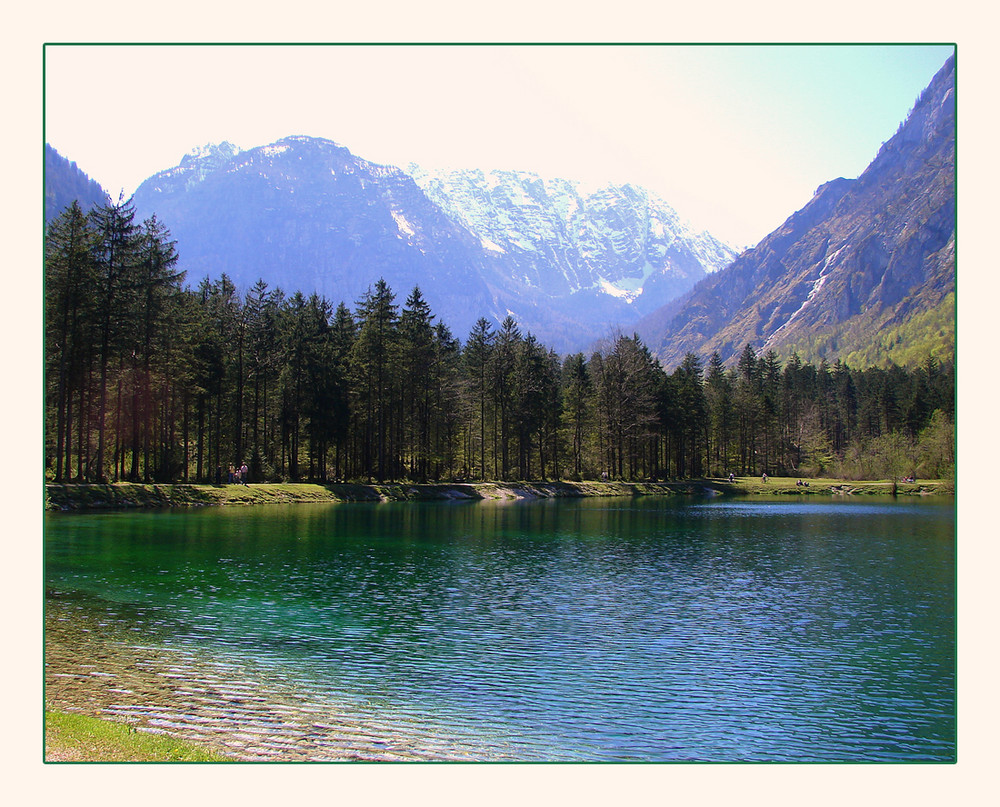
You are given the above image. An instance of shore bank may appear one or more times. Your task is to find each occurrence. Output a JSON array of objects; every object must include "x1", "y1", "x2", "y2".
[
  {"x1": 45, "y1": 709, "x2": 232, "y2": 762},
  {"x1": 44, "y1": 477, "x2": 954, "y2": 511}
]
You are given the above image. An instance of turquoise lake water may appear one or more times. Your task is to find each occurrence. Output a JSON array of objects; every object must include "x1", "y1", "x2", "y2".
[{"x1": 44, "y1": 496, "x2": 956, "y2": 762}]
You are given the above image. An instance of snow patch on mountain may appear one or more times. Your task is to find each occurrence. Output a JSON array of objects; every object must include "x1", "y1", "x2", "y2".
[
  {"x1": 598, "y1": 278, "x2": 635, "y2": 300},
  {"x1": 595, "y1": 260, "x2": 657, "y2": 302},
  {"x1": 146, "y1": 142, "x2": 245, "y2": 193},
  {"x1": 481, "y1": 237, "x2": 506, "y2": 254},
  {"x1": 184, "y1": 141, "x2": 242, "y2": 162},
  {"x1": 762, "y1": 245, "x2": 848, "y2": 350},
  {"x1": 391, "y1": 209, "x2": 416, "y2": 238},
  {"x1": 261, "y1": 144, "x2": 290, "y2": 158}
]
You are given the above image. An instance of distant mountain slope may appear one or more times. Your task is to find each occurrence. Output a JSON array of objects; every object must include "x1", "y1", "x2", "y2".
[
  {"x1": 44, "y1": 144, "x2": 109, "y2": 224},
  {"x1": 638, "y1": 55, "x2": 955, "y2": 370},
  {"x1": 132, "y1": 136, "x2": 499, "y2": 341},
  {"x1": 411, "y1": 167, "x2": 735, "y2": 320},
  {"x1": 128, "y1": 137, "x2": 735, "y2": 350}
]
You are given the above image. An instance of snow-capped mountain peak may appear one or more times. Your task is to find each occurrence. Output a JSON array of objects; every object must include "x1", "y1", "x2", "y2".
[{"x1": 409, "y1": 165, "x2": 736, "y2": 307}]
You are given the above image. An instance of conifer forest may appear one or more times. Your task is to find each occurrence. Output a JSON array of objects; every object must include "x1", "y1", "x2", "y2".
[{"x1": 45, "y1": 199, "x2": 955, "y2": 486}]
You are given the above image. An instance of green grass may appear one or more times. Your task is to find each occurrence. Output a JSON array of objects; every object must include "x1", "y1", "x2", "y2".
[
  {"x1": 716, "y1": 475, "x2": 952, "y2": 496},
  {"x1": 45, "y1": 710, "x2": 231, "y2": 763}
]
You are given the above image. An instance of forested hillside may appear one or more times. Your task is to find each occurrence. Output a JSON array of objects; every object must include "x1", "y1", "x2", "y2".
[
  {"x1": 45, "y1": 197, "x2": 954, "y2": 486},
  {"x1": 44, "y1": 145, "x2": 108, "y2": 224}
]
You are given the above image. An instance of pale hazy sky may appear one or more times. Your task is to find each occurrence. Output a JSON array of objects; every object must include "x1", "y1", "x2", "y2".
[{"x1": 45, "y1": 43, "x2": 953, "y2": 249}]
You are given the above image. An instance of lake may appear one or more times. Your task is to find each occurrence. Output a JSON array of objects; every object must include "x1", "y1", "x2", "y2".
[{"x1": 44, "y1": 495, "x2": 956, "y2": 762}]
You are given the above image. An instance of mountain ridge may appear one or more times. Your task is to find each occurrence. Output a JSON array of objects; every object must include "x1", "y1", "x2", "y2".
[
  {"x1": 44, "y1": 55, "x2": 953, "y2": 366},
  {"x1": 125, "y1": 136, "x2": 736, "y2": 351},
  {"x1": 44, "y1": 144, "x2": 109, "y2": 223},
  {"x1": 411, "y1": 166, "x2": 734, "y2": 300},
  {"x1": 636, "y1": 55, "x2": 955, "y2": 370},
  {"x1": 132, "y1": 135, "x2": 500, "y2": 342}
]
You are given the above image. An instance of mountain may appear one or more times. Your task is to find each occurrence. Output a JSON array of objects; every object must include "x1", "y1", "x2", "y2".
[
  {"x1": 132, "y1": 137, "x2": 498, "y2": 341},
  {"x1": 637, "y1": 55, "x2": 955, "y2": 370},
  {"x1": 129, "y1": 137, "x2": 735, "y2": 350},
  {"x1": 410, "y1": 167, "x2": 735, "y2": 333},
  {"x1": 44, "y1": 144, "x2": 109, "y2": 224}
]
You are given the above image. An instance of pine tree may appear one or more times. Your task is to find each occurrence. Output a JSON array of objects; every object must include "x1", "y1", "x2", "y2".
[
  {"x1": 512, "y1": 333, "x2": 549, "y2": 479},
  {"x1": 560, "y1": 353, "x2": 590, "y2": 479},
  {"x1": 128, "y1": 215, "x2": 182, "y2": 481},
  {"x1": 350, "y1": 279, "x2": 399, "y2": 482},
  {"x1": 705, "y1": 351, "x2": 734, "y2": 477},
  {"x1": 462, "y1": 317, "x2": 495, "y2": 480},
  {"x1": 89, "y1": 196, "x2": 142, "y2": 482},
  {"x1": 734, "y1": 343, "x2": 763, "y2": 474},
  {"x1": 399, "y1": 287, "x2": 436, "y2": 481},
  {"x1": 671, "y1": 353, "x2": 707, "y2": 477},
  {"x1": 244, "y1": 280, "x2": 285, "y2": 479},
  {"x1": 45, "y1": 201, "x2": 97, "y2": 482},
  {"x1": 492, "y1": 316, "x2": 521, "y2": 479},
  {"x1": 594, "y1": 334, "x2": 662, "y2": 479},
  {"x1": 430, "y1": 321, "x2": 462, "y2": 480},
  {"x1": 329, "y1": 302, "x2": 357, "y2": 481},
  {"x1": 299, "y1": 294, "x2": 344, "y2": 481},
  {"x1": 759, "y1": 350, "x2": 782, "y2": 476}
]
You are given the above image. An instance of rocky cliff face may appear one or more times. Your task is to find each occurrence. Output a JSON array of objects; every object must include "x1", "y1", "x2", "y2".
[
  {"x1": 130, "y1": 137, "x2": 735, "y2": 350},
  {"x1": 411, "y1": 167, "x2": 734, "y2": 312},
  {"x1": 637, "y1": 55, "x2": 955, "y2": 370}
]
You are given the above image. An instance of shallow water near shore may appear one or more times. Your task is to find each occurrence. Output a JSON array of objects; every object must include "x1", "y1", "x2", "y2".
[{"x1": 45, "y1": 495, "x2": 956, "y2": 762}]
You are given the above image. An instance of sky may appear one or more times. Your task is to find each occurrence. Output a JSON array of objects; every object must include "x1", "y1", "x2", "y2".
[{"x1": 44, "y1": 43, "x2": 953, "y2": 249}]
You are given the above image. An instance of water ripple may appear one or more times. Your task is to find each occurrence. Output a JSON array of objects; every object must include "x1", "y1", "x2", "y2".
[{"x1": 45, "y1": 498, "x2": 955, "y2": 762}]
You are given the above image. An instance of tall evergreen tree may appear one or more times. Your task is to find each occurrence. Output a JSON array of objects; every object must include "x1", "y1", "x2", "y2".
[
  {"x1": 671, "y1": 353, "x2": 707, "y2": 478},
  {"x1": 512, "y1": 333, "x2": 550, "y2": 479},
  {"x1": 128, "y1": 215, "x2": 182, "y2": 481},
  {"x1": 759, "y1": 350, "x2": 782, "y2": 475},
  {"x1": 462, "y1": 317, "x2": 495, "y2": 480},
  {"x1": 244, "y1": 280, "x2": 284, "y2": 478},
  {"x1": 328, "y1": 302, "x2": 357, "y2": 481},
  {"x1": 560, "y1": 353, "x2": 591, "y2": 479},
  {"x1": 89, "y1": 196, "x2": 142, "y2": 482},
  {"x1": 594, "y1": 334, "x2": 661, "y2": 479},
  {"x1": 430, "y1": 321, "x2": 462, "y2": 480},
  {"x1": 705, "y1": 352, "x2": 734, "y2": 477},
  {"x1": 399, "y1": 287, "x2": 436, "y2": 481},
  {"x1": 734, "y1": 343, "x2": 763, "y2": 474},
  {"x1": 491, "y1": 316, "x2": 521, "y2": 479},
  {"x1": 45, "y1": 201, "x2": 97, "y2": 482},
  {"x1": 350, "y1": 279, "x2": 399, "y2": 482}
]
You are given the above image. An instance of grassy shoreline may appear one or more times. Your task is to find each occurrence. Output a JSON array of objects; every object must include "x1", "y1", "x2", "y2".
[
  {"x1": 45, "y1": 477, "x2": 954, "y2": 511},
  {"x1": 45, "y1": 709, "x2": 232, "y2": 763}
]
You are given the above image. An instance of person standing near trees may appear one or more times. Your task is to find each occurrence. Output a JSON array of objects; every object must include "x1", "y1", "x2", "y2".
[{"x1": 240, "y1": 461, "x2": 249, "y2": 486}]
